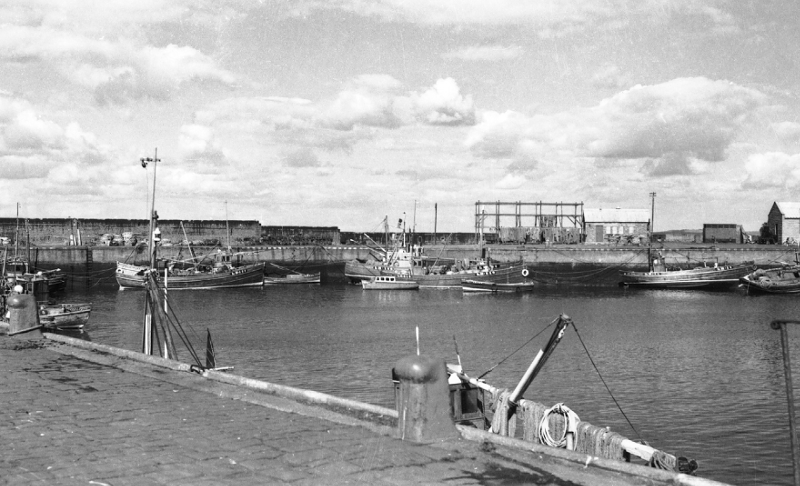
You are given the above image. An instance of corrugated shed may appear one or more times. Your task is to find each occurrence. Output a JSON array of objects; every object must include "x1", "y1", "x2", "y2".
[
  {"x1": 775, "y1": 202, "x2": 800, "y2": 218},
  {"x1": 583, "y1": 208, "x2": 650, "y2": 223}
]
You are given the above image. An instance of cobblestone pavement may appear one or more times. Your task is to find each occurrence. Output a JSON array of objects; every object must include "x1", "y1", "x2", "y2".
[{"x1": 0, "y1": 336, "x2": 716, "y2": 486}]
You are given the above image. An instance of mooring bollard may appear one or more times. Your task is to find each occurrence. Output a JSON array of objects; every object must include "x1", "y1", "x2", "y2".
[
  {"x1": 394, "y1": 354, "x2": 459, "y2": 443},
  {"x1": 7, "y1": 292, "x2": 43, "y2": 339}
]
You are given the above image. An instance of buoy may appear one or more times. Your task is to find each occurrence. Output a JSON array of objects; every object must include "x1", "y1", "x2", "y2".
[{"x1": 522, "y1": 268, "x2": 530, "y2": 277}]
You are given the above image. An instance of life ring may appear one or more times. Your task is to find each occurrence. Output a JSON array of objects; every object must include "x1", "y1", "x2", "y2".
[
  {"x1": 39, "y1": 309, "x2": 48, "y2": 316},
  {"x1": 522, "y1": 268, "x2": 530, "y2": 277}
]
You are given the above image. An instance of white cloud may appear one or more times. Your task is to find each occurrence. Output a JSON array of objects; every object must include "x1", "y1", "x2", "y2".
[
  {"x1": 590, "y1": 64, "x2": 633, "y2": 90},
  {"x1": 743, "y1": 152, "x2": 800, "y2": 189},
  {"x1": 468, "y1": 78, "x2": 767, "y2": 175},
  {"x1": 0, "y1": 23, "x2": 238, "y2": 105},
  {"x1": 495, "y1": 173, "x2": 527, "y2": 189},
  {"x1": 772, "y1": 122, "x2": 800, "y2": 143},
  {"x1": 443, "y1": 45, "x2": 523, "y2": 62}
]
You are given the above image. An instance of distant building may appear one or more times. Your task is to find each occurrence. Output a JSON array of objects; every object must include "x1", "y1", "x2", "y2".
[
  {"x1": 653, "y1": 229, "x2": 702, "y2": 243},
  {"x1": 703, "y1": 224, "x2": 744, "y2": 244},
  {"x1": 768, "y1": 202, "x2": 800, "y2": 243},
  {"x1": 583, "y1": 208, "x2": 650, "y2": 244}
]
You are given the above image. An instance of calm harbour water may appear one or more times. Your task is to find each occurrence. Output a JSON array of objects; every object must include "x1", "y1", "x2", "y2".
[{"x1": 62, "y1": 278, "x2": 800, "y2": 486}]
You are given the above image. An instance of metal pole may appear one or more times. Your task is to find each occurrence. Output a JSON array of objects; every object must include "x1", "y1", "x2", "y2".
[
  {"x1": 150, "y1": 149, "x2": 158, "y2": 268},
  {"x1": 649, "y1": 192, "x2": 656, "y2": 240},
  {"x1": 141, "y1": 148, "x2": 160, "y2": 270},
  {"x1": 434, "y1": 203, "x2": 437, "y2": 242},
  {"x1": 771, "y1": 319, "x2": 800, "y2": 486}
]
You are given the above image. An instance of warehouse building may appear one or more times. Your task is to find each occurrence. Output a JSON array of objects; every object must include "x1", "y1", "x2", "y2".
[
  {"x1": 767, "y1": 202, "x2": 800, "y2": 244},
  {"x1": 583, "y1": 208, "x2": 650, "y2": 244},
  {"x1": 702, "y1": 224, "x2": 744, "y2": 244}
]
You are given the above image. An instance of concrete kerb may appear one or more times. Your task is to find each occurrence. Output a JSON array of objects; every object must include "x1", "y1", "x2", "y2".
[{"x1": 40, "y1": 332, "x2": 730, "y2": 486}]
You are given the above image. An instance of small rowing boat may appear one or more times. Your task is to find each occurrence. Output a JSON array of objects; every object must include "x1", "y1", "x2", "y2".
[{"x1": 361, "y1": 275, "x2": 419, "y2": 290}]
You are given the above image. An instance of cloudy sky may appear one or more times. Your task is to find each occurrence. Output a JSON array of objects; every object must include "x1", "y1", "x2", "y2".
[{"x1": 1, "y1": 1, "x2": 798, "y2": 232}]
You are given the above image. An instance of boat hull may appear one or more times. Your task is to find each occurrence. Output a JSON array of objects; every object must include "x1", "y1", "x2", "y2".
[
  {"x1": 116, "y1": 262, "x2": 266, "y2": 290},
  {"x1": 263, "y1": 273, "x2": 320, "y2": 285},
  {"x1": 37, "y1": 303, "x2": 92, "y2": 330},
  {"x1": 620, "y1": 264, "x2": 755, "y2": 288},
  {"x1": 739, "y1": 266, "x2": 800, "y2": 294},
  {"x1": 361, "y1": 280, "x2": 419, "y2": 290},
  {"x1": 462, "y1": 280, "x2": 535, "y2": 293}
]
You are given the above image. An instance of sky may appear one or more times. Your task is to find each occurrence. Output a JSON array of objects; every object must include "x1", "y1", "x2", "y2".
[{"x1": 1, "y1": 1, "x2": 799, "y2": 233}]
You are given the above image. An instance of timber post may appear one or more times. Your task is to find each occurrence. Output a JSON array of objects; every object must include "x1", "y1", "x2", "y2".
[
  {"x1": 393, "y1": 354, "x2": 459, "y2": 443},
  {"x1": 7, "y1": 290, "x2": 43, "y2": 339}
]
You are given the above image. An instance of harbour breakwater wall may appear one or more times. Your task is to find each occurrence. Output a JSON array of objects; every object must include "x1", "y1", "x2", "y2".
[{"x1": 16, "y1": 243, "x2": 800, "y2": 288}]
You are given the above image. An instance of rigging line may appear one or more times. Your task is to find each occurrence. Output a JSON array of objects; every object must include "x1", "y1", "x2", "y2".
[
  {"x1": 147, "y1": 280, "x2": 204, "y2": 365},
  {"x1": 570, "y1": 322, "x2": 643, "y2": 442},
  {"x1": 477, "y1": 316, "x2": 559, "y2": 379},
  {"x1": 157, "y1": 288, "x2": 202, "y2": 366}
]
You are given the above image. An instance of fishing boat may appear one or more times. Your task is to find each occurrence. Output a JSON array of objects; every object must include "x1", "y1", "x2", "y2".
[
  {"x1": 739, "y1": 265, "x2": 800, "y2": 294},
  {"x1": 430, "y1": 314, "x2": 698, "y2": 476},
  {"x1": 361, "y1": 275, "x2": 419, "y2": 290},
  {"x1": 264, "y1": 272, "x2": 321, "y2": 285},
  {"x1": 116, "y1": 254, "x2": 265, "y2": 290},
  {"x1": 619, "y1": 251, "x2": 755, "y2": 288},
  {"x1": 460, "y1": 260, "x2": 532, "y2": 290},
  {"x1": 3, "y1": 257, "x2": 66, "y2": 293},
  {"x1": 263, "y1": 263, "x2": 321, "y2": 285},
  {"x1": 462, "y1": 279, "x2": 535, "y2": 293},
  {"x1": 345, "y1": 234, "x2": 490, "y2": 288},
  {"x1": 37, "y1": 302, "x2": 92, "y2": 330}
]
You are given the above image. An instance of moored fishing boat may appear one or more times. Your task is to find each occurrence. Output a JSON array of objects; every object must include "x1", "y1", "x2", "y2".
[
  {"x1": 462, "y1": 279, "x2": 534, "y2": 293},
  {"x1": 116, "y1": 253, "x2": 265, "y2": 290},
  {"x1": 264, "y1": 272, "x2": 321, "y2": 285},
  {"x1": 436, "y1": 314, "x2": 699, "y2": 476},
  {"x1": 345, "y1": 235, "x2": 489, "y2": 288},
  {"x1": 620, "y1": 251, "x2": 754, "y2": 288},
  {"x1": 263, "y1": 263, "x2": 320, "y2": 285},
  {"x1": 3, "y1": 257, "x2": 66, "y2": 293},
  {"x1": 36, "y1": 302, "x2": 92, "y2": 330},
  {"x1": 739, "y1": 265, "x2": 800, "y2": 294},
  {"x1": 361, "y1": 275, "x2": 419, "y2": 290}
]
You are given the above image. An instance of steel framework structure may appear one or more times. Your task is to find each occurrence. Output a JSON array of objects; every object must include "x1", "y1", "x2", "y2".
[{"x1": 474, "y1": 201, "x2": 584, "y2": 238}]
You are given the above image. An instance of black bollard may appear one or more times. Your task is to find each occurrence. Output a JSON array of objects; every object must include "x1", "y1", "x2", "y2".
[
  {"x1": 7, "y1": 292, "x2": 43, "y2": 338},
  {"x1": 394, "y1": 354, "x2": 459, "y2": 443}
]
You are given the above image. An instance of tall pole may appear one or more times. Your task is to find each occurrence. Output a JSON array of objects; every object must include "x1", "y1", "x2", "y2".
[
  {"x1": 649, "y1": 192, "x2": 656, "y2": 240},
  {"x1": 771, "y1": 320, "x2": 800, "y2": 486},
  {"x1": 434, "y1": 203, "x2": 438, "y2": 242},
  {"x1": 402, "y1": 212, "x2": 406, "y2": 248},
  {"x1": 225, "y1": 200, "x2": 231, "y2": 250},
  {"x1": 141, "y1": 148, "x2": 161, "y2": 269},
  {"x1": 413, "y1": 200, "x2": 417, "y2": 235},
  {"x1": 14, "y1": 203, "x2": 19, "y2": 258}
]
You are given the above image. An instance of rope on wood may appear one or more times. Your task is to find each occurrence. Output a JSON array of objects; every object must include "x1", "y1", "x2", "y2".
[
  {"x1": 538, "y1": 403, "x2": 580, "y2": 448},
  {"x1": 519, "y1": 400, "x2": 547, "y2": 443},
  {"x1": 489, "y1": 389, "x2": 516, "y2": 437},
  {"x1": 649, "y1": 450, "x2": 677, "y2": 471}
]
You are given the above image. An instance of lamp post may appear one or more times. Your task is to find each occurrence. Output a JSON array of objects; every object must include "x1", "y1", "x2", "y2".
[{"x1": 140, "y1": 149, "x2": 161, "y2": 269}]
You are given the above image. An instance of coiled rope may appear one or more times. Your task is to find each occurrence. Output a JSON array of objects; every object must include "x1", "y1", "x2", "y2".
[{"x1": 538, "y1": 403, "x2": 580, "y2": 448}]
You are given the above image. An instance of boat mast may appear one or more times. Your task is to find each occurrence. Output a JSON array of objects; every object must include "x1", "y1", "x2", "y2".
[
  {"x1": 648, "y1": 192, "x2": 656, "y2": 266},
  {"x1": 14, "y1": 202, "x2": 18, "y2": 261},
  {"x1": 141, "y1": 148, "x2": 160, "y2": 269},
  {"x1": 225, "y1": 200, "x2": 231, "y2": 251}
]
